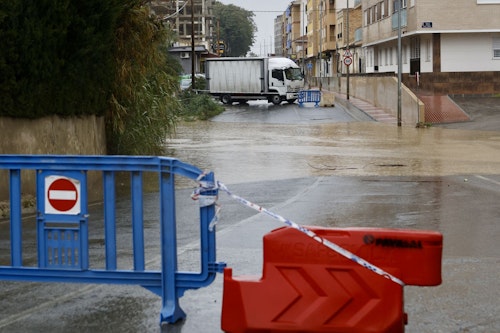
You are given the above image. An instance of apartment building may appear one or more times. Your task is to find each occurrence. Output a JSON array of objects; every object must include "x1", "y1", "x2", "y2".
[
  {"x1": 276, "y1": 0, "x2": 500, "y2": 94},
  {"x1": 285, "y1": 1, "x2": 303, "y2": 60},
  {"x1": 305, "y1": 0, "x2": 320, "y2": 76},
  {"x1": 150, "y1": 0, "x2": 216, "y2": 74},
  {"x1": 298, "y1": 0, "x2": 356, "y2": 79},
  {"x1": 336, "y1": 1, "x2": 363, "y2": 74},
  {"x1": 274, "y1": 15, "x2": 285, "y2": 57},
  {"x1": 363, "y1": 0, "x2": 500, "y2": 93}
]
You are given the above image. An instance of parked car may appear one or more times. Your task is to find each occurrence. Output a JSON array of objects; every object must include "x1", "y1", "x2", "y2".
[{"x1": 180, "y1": 74, "x2": 206, "y2": 91}]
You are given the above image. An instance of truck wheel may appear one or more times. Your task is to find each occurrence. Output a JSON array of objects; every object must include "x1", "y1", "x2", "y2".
[
  {"x1": 220, "y1": 95, "x2": 232, "y2": 105},
  {"x1": 271, "y1": 95, "x2": 282, "y2": 105}
]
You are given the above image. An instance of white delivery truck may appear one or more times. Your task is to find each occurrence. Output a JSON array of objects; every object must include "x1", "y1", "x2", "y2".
[{"x1": 205, "y1": 57, "x2": 304, "y2": 105}]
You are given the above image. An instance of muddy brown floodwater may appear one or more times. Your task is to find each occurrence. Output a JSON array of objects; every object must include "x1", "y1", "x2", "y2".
[{"x1": 167, "y1": 121, "x2": 500, "y2": 184}]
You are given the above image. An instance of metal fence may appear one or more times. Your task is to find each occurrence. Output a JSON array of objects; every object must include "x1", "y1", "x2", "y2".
[{"x1": 298, "y1": 90, "x2": 322, "y2": 107}]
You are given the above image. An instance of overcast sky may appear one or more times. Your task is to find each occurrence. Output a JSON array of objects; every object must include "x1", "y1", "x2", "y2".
[{"x1": 218, "y1": 0, "x2": 291, "y2": 55}]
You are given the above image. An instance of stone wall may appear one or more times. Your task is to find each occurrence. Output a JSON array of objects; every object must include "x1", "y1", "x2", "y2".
[{"x1": 0, "y1": 115, "x2": 107, "y2": 201}]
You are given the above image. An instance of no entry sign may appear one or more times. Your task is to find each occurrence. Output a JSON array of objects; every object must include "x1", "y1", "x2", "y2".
[{"x1": 45, "y1": 176, "x2": 81, "y2": 215}]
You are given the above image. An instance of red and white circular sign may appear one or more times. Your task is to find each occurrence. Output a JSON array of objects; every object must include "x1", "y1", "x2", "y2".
[{"x1": 45, "y1": 176, "x2": 81, "y2": 214}]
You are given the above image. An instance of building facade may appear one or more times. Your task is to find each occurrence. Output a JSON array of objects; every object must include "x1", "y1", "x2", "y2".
[
  {"x1": 150, "y1": 0, "x2": 216, "y2": 74},
  {"x1": 274, "y1": 15, "x2": 285, "y2": 57},
  {"x1": 363, "y1": 0, "x2": 500, "y2": 93},
  {"x1": 275, "y1": 0, "x2": 500, "y2": 94}
]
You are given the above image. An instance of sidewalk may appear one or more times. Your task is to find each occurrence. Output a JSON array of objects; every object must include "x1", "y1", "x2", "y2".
[{"x1": 334, "y1": 92, "x2": 398, "y2": 124}]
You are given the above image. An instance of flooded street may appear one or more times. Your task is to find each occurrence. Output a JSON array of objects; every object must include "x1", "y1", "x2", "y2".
[
  {"x1": 165, "y1": 103, "x2": 500, "y2": 333},
  {"x1": 168, "y1": 120, "x2": 500, "y2": 182},
  {"x1": 0, "y1": 102, "x2": 499, "y2": 332}
]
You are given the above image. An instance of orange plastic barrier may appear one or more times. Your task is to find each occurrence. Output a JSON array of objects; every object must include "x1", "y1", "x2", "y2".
[{"x1": 221, "y1": 226, "x2": 443, "y2": 333}]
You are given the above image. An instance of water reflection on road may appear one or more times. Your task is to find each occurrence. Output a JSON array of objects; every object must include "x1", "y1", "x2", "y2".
[{"x1": 167, "y1": 121, "x2": 500, "y2": 185}]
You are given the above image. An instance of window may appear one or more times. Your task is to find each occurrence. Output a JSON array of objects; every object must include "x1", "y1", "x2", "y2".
[
  {"x1": 426, "y1": 39, "x2": 431, "y2": 62},
  {"x1": 272, "y1": 69, "x2": 284, "y2": 81},
  {"x1": 494, "y1": 37, "x2": 500, "y2": 58},
  {"x1": 393, "y1": 0, "x2": 407, "y2": 13},
  {"x1": 410, "y1": 37, "x2": 420, "y2": 59}
]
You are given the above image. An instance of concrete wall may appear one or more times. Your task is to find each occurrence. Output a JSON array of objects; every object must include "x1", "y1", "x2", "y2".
[
  {"x1": 317, "y1": 74, "x2": 424, "y2": 125},
  {"x1": 0, "y1": 115, "x2": 107, "y2": 201}
]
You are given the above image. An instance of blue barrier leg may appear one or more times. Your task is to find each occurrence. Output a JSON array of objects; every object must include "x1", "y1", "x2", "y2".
[
  {"x1": 159, "y1": 171, "x2": 185, "y2": 324},
  {"x1": 9, "y1": 169, "x2": 22, "y2": 267}
]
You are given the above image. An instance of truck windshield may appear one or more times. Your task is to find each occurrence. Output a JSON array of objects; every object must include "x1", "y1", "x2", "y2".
[{"x1": 284, "y1": 68, "x2": 303, "y2": 81}]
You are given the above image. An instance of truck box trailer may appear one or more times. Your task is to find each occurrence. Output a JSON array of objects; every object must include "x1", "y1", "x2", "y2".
[{"x1": 205, "y1": 57, "x2": 304, "y2": 105}]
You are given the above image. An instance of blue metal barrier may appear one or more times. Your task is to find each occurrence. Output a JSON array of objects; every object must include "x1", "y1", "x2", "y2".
[
  {"x1": 0, "y1": 155, "x2": 225, "y2": 325},
  {"x1": 298, "y1": 90, "x2": 321, "y2": 107}
]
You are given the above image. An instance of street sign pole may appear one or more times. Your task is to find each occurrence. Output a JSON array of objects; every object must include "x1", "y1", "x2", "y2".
[{"x1": 346, "y1": 0, "x2": 350, "y2": 100}]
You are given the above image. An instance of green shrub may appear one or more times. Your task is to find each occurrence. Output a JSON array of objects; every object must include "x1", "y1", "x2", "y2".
[
  {"x1": 0, "y1": 0, "x2": 121, "y2": 118},
  {"x1": 0, "y1": 0, "x2": 192, "y2": 156},
  {"x1": 179, "y1": 91, "x2": 224, "y2": 121},
  {"x1": 106, "y1": 3, "x2": 183, "y2": 155}
]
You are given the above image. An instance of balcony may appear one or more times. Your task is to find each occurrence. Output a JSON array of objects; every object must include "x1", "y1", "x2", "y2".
[
  {"x1": 354, "y1": 28, "x2": 362, "y2": 43},
  {"x1": 391, "y1": 8, "x2": 407, "y2": 29}
]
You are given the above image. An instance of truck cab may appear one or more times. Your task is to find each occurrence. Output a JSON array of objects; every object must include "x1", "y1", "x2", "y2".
[{"x1": 268, "y1": 58, "x2": 304, "y2": 104}]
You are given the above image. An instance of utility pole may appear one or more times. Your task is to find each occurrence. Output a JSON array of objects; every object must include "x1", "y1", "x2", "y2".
[
  {"x1": 217, "y1": 19, "x2": 222, "y2": 57},
  {"x1": 191, "y1": 0, "x2": 195, "y2": 89},
  {"x1": 397, "y1": 0, "x2": 402, "y2": 126},
  {"x1": 319, "y1": 0, "x2": 323, "y2": 90}
]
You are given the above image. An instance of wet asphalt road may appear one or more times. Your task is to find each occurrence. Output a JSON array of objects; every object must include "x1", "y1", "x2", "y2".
[{"x1": 0, "y1": 99, "x2": 499, "y2": 332}]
